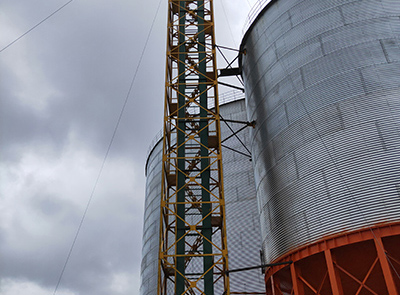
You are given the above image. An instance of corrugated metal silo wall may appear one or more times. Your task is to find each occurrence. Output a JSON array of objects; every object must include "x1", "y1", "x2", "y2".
[
  {"x1": 240, "y1": 0, "x2": 400, "y2": 263},
  {"x1": 141, "y1": 137, "x2": 162, "y2": 295},
  {"x1": 140, "y1": 99, "x2": 265, "y2": 295}
]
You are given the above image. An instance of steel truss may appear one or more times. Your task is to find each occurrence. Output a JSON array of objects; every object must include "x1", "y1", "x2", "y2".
[{"x1": 158, "y1": 1, "x2": 229, "y2": 295}]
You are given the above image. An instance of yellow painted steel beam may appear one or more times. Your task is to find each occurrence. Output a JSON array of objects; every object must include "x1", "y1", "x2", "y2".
[{"x1": 158, "y1": 1, "x2": 229, "y2": 295}]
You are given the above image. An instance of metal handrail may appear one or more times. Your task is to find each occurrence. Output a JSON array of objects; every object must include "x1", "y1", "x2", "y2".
[{"x1": 242, "y1": 0, "x2": 272, "y2": 36}]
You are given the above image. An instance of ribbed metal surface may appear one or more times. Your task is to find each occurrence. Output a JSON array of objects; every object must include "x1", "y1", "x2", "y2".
[
  {"x1": 140, "y1": 99, "x2": 264, "y2": 295},
  {"x1": 140, "y1": 138, "x2": 162, "y2": 295},
  {"x1": 240, "y1": 0, "x2": 400, "y2": 263}
]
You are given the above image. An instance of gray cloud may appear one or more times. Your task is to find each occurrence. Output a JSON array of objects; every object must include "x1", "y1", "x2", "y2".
[{"x1": 0, "y1": 0, "x2": 254, "y2": 294}]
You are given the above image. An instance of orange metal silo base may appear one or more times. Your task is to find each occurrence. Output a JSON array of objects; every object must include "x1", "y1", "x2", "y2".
[{"x1": 265, "y1": 223, "x2": 400, "y2": 295}]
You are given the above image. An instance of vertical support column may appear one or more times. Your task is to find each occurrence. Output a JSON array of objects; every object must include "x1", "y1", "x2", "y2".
[
  {"x1": 270, "y1": 275, "x2": 275, "y2": 295},
  {"x1": 325, "y1": 249, "x2": 343, "y2": 295},
  {"x1": 197, "y1": 2, "x2": 213, "y2": 295},
  {"x1": 374, "y1": 234, "x2": 398, "y2": 295},
  {"x1": 270, "y1": 274, "x2": 279, "y2": 295},
  {"x1": 175, "y1": 2, "x2": 188, "y2": 294},
  {"x1": 290, "y1": 263, "x2": 305, "y2": 295},
  {"x1": 159, "y1": 1, "x2": 228, "y2": 294}
]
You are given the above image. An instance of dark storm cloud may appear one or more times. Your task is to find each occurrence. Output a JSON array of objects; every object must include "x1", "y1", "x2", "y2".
[
  {"x1": 0, "y1": 188, "x2": 141, "y2": 294},
  {"x1": 0, "y1": 82, "x2": 70, "y2": 162},
  {"x1": 0, "y1": 151, "x2": 144, "y2": 294},
  {"x1": 1, "y1": 0, "x2": 166, "y2": 160},
  {"x1": 1, "y1": 0, "x2": 166, "y2": 294}
]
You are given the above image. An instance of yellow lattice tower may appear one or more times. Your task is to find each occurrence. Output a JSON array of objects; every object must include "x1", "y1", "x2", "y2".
[{"x1": 158, "y1": 1, "x2": 229, "y2": 295}]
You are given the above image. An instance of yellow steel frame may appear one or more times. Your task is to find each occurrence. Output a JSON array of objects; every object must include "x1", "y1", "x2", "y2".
[{"x1": 158, "y1": 1, "x2": 229, "y2": 295}]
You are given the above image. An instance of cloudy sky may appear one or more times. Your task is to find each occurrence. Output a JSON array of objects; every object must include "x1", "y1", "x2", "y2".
[{"x1": 0, "y1": 0, "x2": 262, "y2": 294}]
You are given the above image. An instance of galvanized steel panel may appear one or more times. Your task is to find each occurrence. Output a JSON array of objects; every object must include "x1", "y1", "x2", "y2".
[{"x1": 241, "y1": 0, "x2": 400, "y2": 263}]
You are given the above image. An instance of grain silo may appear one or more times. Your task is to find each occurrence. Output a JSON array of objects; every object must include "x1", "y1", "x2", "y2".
[
  {"x1": 140, "y1": 95, "x2": 265, "y2": 295},
  {"x1": 240, "y1": 0, "x2": 400, "y2": 293}
]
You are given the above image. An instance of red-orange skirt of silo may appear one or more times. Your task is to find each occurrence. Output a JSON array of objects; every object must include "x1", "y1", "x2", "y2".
[{"x1": 265, "y1": 222, "x2": 400, "y2": 295}]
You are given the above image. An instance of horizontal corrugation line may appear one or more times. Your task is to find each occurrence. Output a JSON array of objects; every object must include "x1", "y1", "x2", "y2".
[
  {"x1": 245, "y1": 16, "x2": 400, "y2": 122},
  {"x1": 242, "y1": 0, "x2": 400, "y2": 263}
]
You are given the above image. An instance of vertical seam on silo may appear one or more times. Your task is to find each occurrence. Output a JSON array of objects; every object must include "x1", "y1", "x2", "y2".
[
  {"x1": 273, "y1": 42, "x2": 279, "y2": 60},
  {"x1": 287, "y1": 10, "x2": 294, "y2": 28},
  {"x1": 300, "y1": 67, "x2": 307, "y2": 89},
  {"x1": 322, "y1": 168, "x2": 331, "y2": 200},
  {"x1": 379, "y1": 39, "x2": 391, "y2": 63},
  {"x1": 284, "y1": 102, "x2": 290, "y2": 126},
  {"x1": 319, "y1": 35, "x2": 326, "y2": 56},
  {"x1": 337, "y1": 104, "x2": 345, "y2": 130},
  {"x1": 358, "y1": 69, "x2": 369, "y2": 95},
  {"x1": 293, "y1": 151, "x2": 299, "y2": 180},
  {"x1": 338, "y1": 6, "x2": 346, "y2": 26},
  {"x1": 375, "y1": 121, "x2": 388, "y2": 151}
]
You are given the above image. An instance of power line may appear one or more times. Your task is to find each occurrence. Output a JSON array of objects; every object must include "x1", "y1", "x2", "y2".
[
  {"x1": 52, "y1": 0, "x2": 164, "y2": 293},
  {"x1": 0, "y1": 0, "x2": 74, "y2": 53}
]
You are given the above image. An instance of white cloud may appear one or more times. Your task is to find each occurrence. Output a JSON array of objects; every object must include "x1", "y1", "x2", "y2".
[{"x1": 110, "y1": 271, "x2": 141, "y2": 295}]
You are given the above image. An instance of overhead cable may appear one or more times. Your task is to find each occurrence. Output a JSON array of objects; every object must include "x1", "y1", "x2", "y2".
[
  {"x1": 52, "y1": 0, "x2": 164, "y2": 294},
  {"x1": 0, "y1": 0, "x2": 74, "y2": 53}
]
